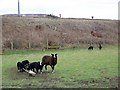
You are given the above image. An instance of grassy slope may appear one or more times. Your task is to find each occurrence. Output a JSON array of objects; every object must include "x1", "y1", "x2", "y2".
[
  {"x1": 2, "y1": 17, "x2": 118, "y2": 50},
  {"x1": 2, "y1": 45, "x2": 118, "y2": 88}
]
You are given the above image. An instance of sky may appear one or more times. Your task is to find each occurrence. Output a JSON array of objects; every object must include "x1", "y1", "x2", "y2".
[{"x1": 0, "y1": 0, "x2": 119, "y2": 19}]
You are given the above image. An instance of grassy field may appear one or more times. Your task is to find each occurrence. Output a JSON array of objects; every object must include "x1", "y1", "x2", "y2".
[{"x1": 2, "y1": 45, "x2": 118, "y2": 88}]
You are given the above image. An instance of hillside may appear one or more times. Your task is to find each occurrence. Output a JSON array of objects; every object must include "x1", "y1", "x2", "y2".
[{"x1": 2, "y1": 16, "x2": 118, "y2": 50}]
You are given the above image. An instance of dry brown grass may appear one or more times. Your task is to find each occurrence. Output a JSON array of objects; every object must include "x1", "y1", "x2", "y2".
[{"x1": 2, "y1": 16, "x2": 118, "y2": 50}]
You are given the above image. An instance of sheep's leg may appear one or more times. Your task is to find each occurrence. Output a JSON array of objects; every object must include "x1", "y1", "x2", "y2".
[
  {"x1": 21, "y1": 69, "x2": 24, "y2": 72},
  {"x1": 32, "y1": 68, "x2": 35, "y2": 72},
  {"x1": 20, "y1": 67, "x2": 23, "y2": 72},
  {"x1": 40, "y1": 67, "x2": 43, "y2": 73},
  {"x1": 51, "y1": 65, "x2": 54, "y2": 73},
  {"x1": 20, "y1": 69, "x2": 22, "y2": 72},
  {"x1": 50, "y1": 65, "x2": 53, "y2": 72},
  {"x1": 36, "y1": 69, "x2": 38, "y2": 73},
  {"x1": 17, "y1": 67, "x2": 20, "y2": 71},
  {"x1": 17, "y1": 67, "x2": 19, "y2": 70},
  {"x1": 40, "y1": 66, "x2": 43, "y2": 74},
  {"x1": 21, "y1": 68, "x2": 24, "y2": 72},
  {"x1": 40, "y1": 69, "x2": 42, "y2": 74},
  {"x1": 45, "y1": 65, "x2": 47, "y2": 70}
]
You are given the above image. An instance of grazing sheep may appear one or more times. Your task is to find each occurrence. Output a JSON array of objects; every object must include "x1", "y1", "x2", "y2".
[
  {"x1": 42, "y1": 54, "x2": 58, "y2": 73},
  {"x1": 88, "y1": 46, "x2": 93, "y2": 50},
  {"x1": 17, "y1": 62, "x2": 25, "y2": 72},
  {"x1": 27, "y1": 62, "x2": 43, "y2": 73},
  {"x1": 99, "y1": 43, "x2": 102, "y2": 50}
]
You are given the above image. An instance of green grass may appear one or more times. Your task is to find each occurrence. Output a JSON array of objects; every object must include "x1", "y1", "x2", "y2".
[{"x1": 2, "y1": 45, "x2": 118, "y2": 88}]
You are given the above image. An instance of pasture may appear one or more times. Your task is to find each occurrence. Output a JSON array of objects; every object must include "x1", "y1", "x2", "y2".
[{"x1": 2, "y1": 45, "x2": 118, "y2": 88}]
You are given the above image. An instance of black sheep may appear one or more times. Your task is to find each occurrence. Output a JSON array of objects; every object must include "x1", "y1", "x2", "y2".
[
  {"x1": 22, "y1": 60, "x2": 29, "y2": 66},
  {"x1": 42, "y1": 54, "x2": 58, "y2": 73},
  {"x1": 27, "y1": 62, "x2": 43, "y2": 73},
  {"x1": 17, "y1": 62, "x2": 25, "y2": 72},
  {"x1": 88, "y1": 46, "x2": 93, "y2": 50},
  {"x1": 99, "y1": 44, "x2": 102, "y2": 50},
  {"x1": 22, "y1": 60, "x2": 29, "y2": 69}
]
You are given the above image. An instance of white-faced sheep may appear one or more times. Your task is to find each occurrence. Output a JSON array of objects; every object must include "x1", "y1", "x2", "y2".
[{"x1": 41, "y1": 54, "x2": 58, "y2": 73}]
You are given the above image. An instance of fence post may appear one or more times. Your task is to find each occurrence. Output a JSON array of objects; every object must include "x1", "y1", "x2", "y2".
[
  {"x1": 46, "y1": 38, "x2": 48, "y2": 49},
  {"x1": 10, "y1": 41, "x2": 13, "y2": 50}
]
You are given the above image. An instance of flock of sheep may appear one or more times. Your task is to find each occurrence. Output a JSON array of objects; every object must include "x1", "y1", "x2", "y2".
[{"x1": 17, "y1": 54, "x2": 58, "y2": 76}]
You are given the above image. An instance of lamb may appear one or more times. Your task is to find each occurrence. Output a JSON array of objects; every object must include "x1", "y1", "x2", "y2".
[{"x1": 41, "y1": 54, "x2": 58, "y2": 73}]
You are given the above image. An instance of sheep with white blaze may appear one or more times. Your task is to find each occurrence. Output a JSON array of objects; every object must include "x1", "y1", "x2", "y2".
[{"x1": 41, "y1": 54, "x2": 58, "y2": 73}]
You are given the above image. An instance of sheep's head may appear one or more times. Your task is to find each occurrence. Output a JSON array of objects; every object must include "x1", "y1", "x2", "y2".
[
  {"x1": 51, "y1": 54, "x2": 57, "y2": 59},
  {"x1": 51, "y1": 54, "x2": 58, "y2": 64},
  {"x1": 55, "y1": 54, "x2": 57, "y2": 59},
  {"x1": 51, "y1": 54, "x2": 54, "y2": 57},
  {"x1": 54, "y1": 54, "x2": 58, "y2": 64}
]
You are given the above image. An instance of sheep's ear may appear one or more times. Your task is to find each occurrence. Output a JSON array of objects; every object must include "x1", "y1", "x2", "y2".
[
  {"x1": 51, "y1": 54, "x2": 54, "y2": 56},
  {"x1": 55, "y1": 54, "x2": 57, "y2": 56}
]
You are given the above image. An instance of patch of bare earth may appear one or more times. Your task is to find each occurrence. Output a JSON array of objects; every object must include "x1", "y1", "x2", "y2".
[{"x1": 75, "y1": 76, "x2": 119, "y2": 88}]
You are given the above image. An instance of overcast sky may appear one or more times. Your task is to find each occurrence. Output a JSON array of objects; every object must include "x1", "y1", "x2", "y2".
[{"x1": 0, "y1": 0, "x2": 119, "y2": 19}]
